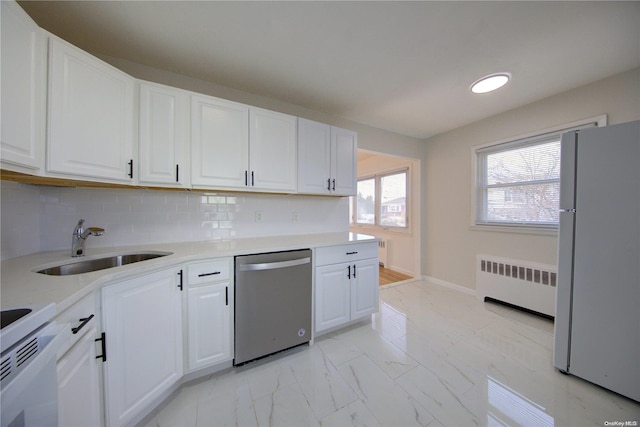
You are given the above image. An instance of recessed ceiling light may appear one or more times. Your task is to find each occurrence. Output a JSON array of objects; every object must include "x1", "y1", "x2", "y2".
[{"x1": 471, "y1": 73, "x2": 511, "y2": 94}]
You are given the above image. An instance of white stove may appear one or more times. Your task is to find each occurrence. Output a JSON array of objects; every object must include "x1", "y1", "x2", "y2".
[{"x1": 1, "y1": 303, "x2": 66, "y2": 427}]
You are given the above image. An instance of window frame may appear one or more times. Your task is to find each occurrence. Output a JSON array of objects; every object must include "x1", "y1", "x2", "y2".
[
  {"x1": 472, "y1": 115, "x2": 607, "y2": 233},
  {"x1": 352, "y1": 167, "x2": 410, "y2": 231}
]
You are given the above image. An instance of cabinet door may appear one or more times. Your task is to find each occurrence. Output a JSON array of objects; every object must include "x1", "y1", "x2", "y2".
[
  {"x1": 1, "y1": 1, "x2": 46, "y2": 171},
  {"x1": 297, "y1": 118, "x2": 332, "y2": 194},
  {"x1": 57, "y1": 326, "x2": 103, "y2": 427},
  {"x1": 191, "y1": 94, "x2": 249, "y2": 189},
  {"x1": 315, "y1": 263, "x2": 351, "y2": 333},
  {"x1": 48, "y1": 37, "x2": 134, "y2": 182},
  {"x1": 351, "y1": 258, "x2": 379, "y2": 321},
  {"x1": 102, "y1": 268, "x2": 183, "y2": 427},
  {"x1": 138, "y1": 82, "x2": 189, "y2": 187},
  {"x1": 186, "y1": 282, "x2": 233, "y2": 371},
  {"x1": 331, "y1": 127, "x2": 357, "y2": 196},
  {"x1": 249, "y1": 108, "x2": 297, "y2": 192}
]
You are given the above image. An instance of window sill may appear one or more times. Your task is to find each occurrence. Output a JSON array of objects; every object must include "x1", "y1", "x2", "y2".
[{"x1": 470, "y1": 224, "x2": 558, "y2": 236}]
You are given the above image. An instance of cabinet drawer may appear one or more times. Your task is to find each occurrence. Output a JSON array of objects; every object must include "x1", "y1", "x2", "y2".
[
  {"x1": 55, "y1": 293, "x2": 98, "y2": 359},
  {"x1": 187, "y1": 258, "x2": 231, "y2": 285},
  {"x1": 314, "y1": 242, "x2": 378, "y2": 266}
]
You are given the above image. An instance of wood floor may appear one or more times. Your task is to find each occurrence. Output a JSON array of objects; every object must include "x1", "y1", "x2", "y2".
[{"x1": 379, "y1": 265, "x2": 413, "y2": 286}]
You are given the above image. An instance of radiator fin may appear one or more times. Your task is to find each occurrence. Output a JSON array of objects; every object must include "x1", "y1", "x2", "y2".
[
  {"x1": 480, "y1": 259, "x2": 556, "y2": 287},
  {"x1": 378, "y1": 239, "x2": 388, "y2": 267}
]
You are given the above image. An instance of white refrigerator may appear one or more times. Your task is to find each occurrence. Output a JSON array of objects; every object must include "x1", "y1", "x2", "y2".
[{"x1": 553, "y1": 120, "x2": 639, "y2": 402}]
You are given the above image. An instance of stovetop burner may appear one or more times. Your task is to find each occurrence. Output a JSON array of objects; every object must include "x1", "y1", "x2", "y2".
[
  {"x1": 1, "y1": 304, "x2": 55, "y2": 354},
  {"x1": 0, "y1": 308, "x2": 32, "y2": 330}
]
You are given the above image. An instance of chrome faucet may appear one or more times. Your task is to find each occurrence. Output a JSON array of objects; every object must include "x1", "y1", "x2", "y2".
[{"x1": 71, "y1": 219, "x2": 105, "y2": 257}]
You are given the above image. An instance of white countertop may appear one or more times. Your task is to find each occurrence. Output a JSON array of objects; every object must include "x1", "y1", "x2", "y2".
[{"x1": 1, "y1": 232, "x2": 377, "y2": 313}]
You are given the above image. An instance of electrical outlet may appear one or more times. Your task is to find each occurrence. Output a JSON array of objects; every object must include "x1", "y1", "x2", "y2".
[
  {"x1": 255, "y1": 211, "x2": 263, "y2": 222},
  {"x1": 292, "y1": 212, "x2": 299, "y2": 223}
]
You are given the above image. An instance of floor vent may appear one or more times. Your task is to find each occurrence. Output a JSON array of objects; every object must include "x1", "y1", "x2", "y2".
[{"x1": 476, "y1": 255, "x2": 556, "y2": 317}]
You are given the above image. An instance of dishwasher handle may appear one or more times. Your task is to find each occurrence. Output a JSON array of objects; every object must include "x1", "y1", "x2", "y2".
[{"x1": 239, "y1": 257, "x2": 311, "y2": 272}]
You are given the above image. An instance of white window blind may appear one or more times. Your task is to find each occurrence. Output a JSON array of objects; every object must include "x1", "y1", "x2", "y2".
[{"x1": 476, "y1": 122, "x2": 598, "y2": 228}]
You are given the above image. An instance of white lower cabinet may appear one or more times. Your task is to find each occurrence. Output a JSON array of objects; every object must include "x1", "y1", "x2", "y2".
[
  {"x1": 314, "y1": 243, "x2": 379, "y2": 334},
  {"x1": 56, "y1": 292, "x2": 103, "y2": 427},
  {"x1": 57, "y1": 326, "x2": 103, "y2": 427},
  {"x1": 101, "y1": 267, "x2": 183, "y2": 427},
  {"x1": 185, "y1": 258, "x2": 234, "y2": 371}
]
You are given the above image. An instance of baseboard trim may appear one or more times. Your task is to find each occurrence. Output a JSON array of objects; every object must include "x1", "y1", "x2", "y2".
[{"x1": 422, "y1": 275, "x2": 477, "y2": 296}]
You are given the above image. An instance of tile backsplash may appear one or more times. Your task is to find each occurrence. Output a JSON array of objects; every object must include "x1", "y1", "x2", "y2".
[{"x1": 1, "y1": 181, "x2": 348, "y2": 260}]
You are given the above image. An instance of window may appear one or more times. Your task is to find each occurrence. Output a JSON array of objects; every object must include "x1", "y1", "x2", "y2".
[
  {"x1": 475, "y1": 118, "x2": 602, "y2": 228},
  {"x1": 353, "y1": 170, "x2": 408, "y2": 229},
  {"x1": 355, "y1": 178, "x2": 375, "y2": 224}
]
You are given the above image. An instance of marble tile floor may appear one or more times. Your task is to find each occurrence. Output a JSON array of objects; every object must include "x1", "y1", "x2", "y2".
[{"x1": 140, "y1": 280, "x2": 639, "y2": 427}]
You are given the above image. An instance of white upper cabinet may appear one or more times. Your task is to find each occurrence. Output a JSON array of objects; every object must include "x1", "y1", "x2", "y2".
[
  {"x1": 249, "y1": 108, "x2": 297, "y2": 192},
  {"x1": 47, "y1": 36, "x2": 135, "y2": 183},
  {"x1": 296, "y1": 118, "x2": 332, "y2": 194},
  {"x1": 191, "y1": 95, "x2": 296, "y2": 192},
  {"x1": 1, "y1": 0, "x2": 46, "y2": 172},
  {"x1": 191, "y1": 94, "x2": 249, "y2": 189},
  {"x1": 330, "y1": 126, "x2": 357, "y2": 195},
  {"x1": 138, "y1": 81, "x2": 190, "y2": 187},
  {"x1": 297, "y1": 118, "x2": 357, "y2": 196}
]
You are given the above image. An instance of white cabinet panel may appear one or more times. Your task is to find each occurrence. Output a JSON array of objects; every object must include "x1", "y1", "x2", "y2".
[
  {"x1": 102, "y1": 267, "x2": 183, "y2": 427},
  {"x1": 1, "y1": 1, "x2": 46, "y2": 171},
  {"x1": 351, "y1": 258, "x2": 379, "y2": 321},
  {"x1": 47, "y1": 36, "x2": 134, "y2": 182},
  {"x1": 191, "y1": 94, "x2": 249, "y2": 189},
  {"x1": 297, "y1": 118, "x2": 332, "y2": 194},
  {"x1": 186, "y1": 282, "x2": 233, "y2": 370},
  {"x1": 138, "y1": 81, "x2": 189, "y2": 187},
  {"x1": 57, "y1": 326, "x2": 103, "y2": 427},
  {"x1": 298, "y1": 118, "x2": 357, "y2": 196},
  {"x1": 249, "y1": 108, "x2": 297, "y2": 192},
  {"x1": 331, "y1": 127, "x2": 357, "y2": 196},
  {"x1": 315, "y1": 264, "x2": 351, "y2": 332}
]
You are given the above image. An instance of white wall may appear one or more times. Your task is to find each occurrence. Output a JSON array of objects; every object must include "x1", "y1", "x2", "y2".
[
  {"x1": 422, "y1": 67, "x2": 640, "y2": 291},
  {"x1": 1, "y1": 181, "x2": 348, "y2": 260},
  {"x1": 350, "y1": 153, "x2": 421, "y2": 277}
]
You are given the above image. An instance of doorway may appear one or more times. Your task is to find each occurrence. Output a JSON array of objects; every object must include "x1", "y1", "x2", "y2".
[{"x1": 349, "y1": 150, "x2": 421, "y2": 285}]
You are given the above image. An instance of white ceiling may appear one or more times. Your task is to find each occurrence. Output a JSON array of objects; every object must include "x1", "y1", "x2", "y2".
[{"x1": 18, "y1": 1, "x2": 640, "y2": 140}]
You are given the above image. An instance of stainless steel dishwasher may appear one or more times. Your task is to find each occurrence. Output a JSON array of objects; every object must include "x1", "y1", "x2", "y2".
[{"x1": 234, "y1": 249, "x2": 312, "y2": 365}]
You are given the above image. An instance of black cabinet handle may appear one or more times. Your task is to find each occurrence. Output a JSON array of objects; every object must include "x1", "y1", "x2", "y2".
[
  {"x1": 327, "y1": 178, "x2": 331, "y2": 191},
  {"x1": 225, "y1": 286, "x2": 228, "y2": 306},
  {"x1": 353, "y1": 264, "x2": 357, "y2": 278},
  {"x1": 198, "y1": 271, "x2": 221, "y2": 277},
  {"x1": 128, "y1": 159, "x2": 134, "y2": 179},
  {"x1": 245, "y1": 170, "x2": 248, "y2": 186},
  {"x1": 347, "y1": 265, "x2": 351, "y2": 279},
  {"x1": 176, "y1": 164, "x2": 179, "y2": 182},
  {"x1": 177, "y1": 269, "x2": 184, "y2": 291},
  {"x1": 71, "y1": 314, "x2": 94, "y2": 335},
  {"x1": 95, "y1": 332, "x2": 107, "y2": 362},
  {"x1": 346, "y1": 251, "x2": 358, "y2": 255},
  {"x1": 251, "y1": 171, "x2": 255, "y2": 186},
  {"x1": 332, "y1": 179, "x2": 336, "y2": 191}
]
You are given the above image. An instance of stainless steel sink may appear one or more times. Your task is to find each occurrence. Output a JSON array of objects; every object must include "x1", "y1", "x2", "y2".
[{"x1": 36, "y1": 252, "x2": 172, "y2": 276}]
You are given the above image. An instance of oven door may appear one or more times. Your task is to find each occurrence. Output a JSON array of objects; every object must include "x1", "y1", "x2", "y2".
[{"x1": 1, "y1": 323, "x2": 67, "y2": 427}]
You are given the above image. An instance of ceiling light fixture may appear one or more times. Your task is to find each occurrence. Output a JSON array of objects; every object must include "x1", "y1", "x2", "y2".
[{"x1": 470, "y1": 73, "x2": 511, "y2": 94}]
